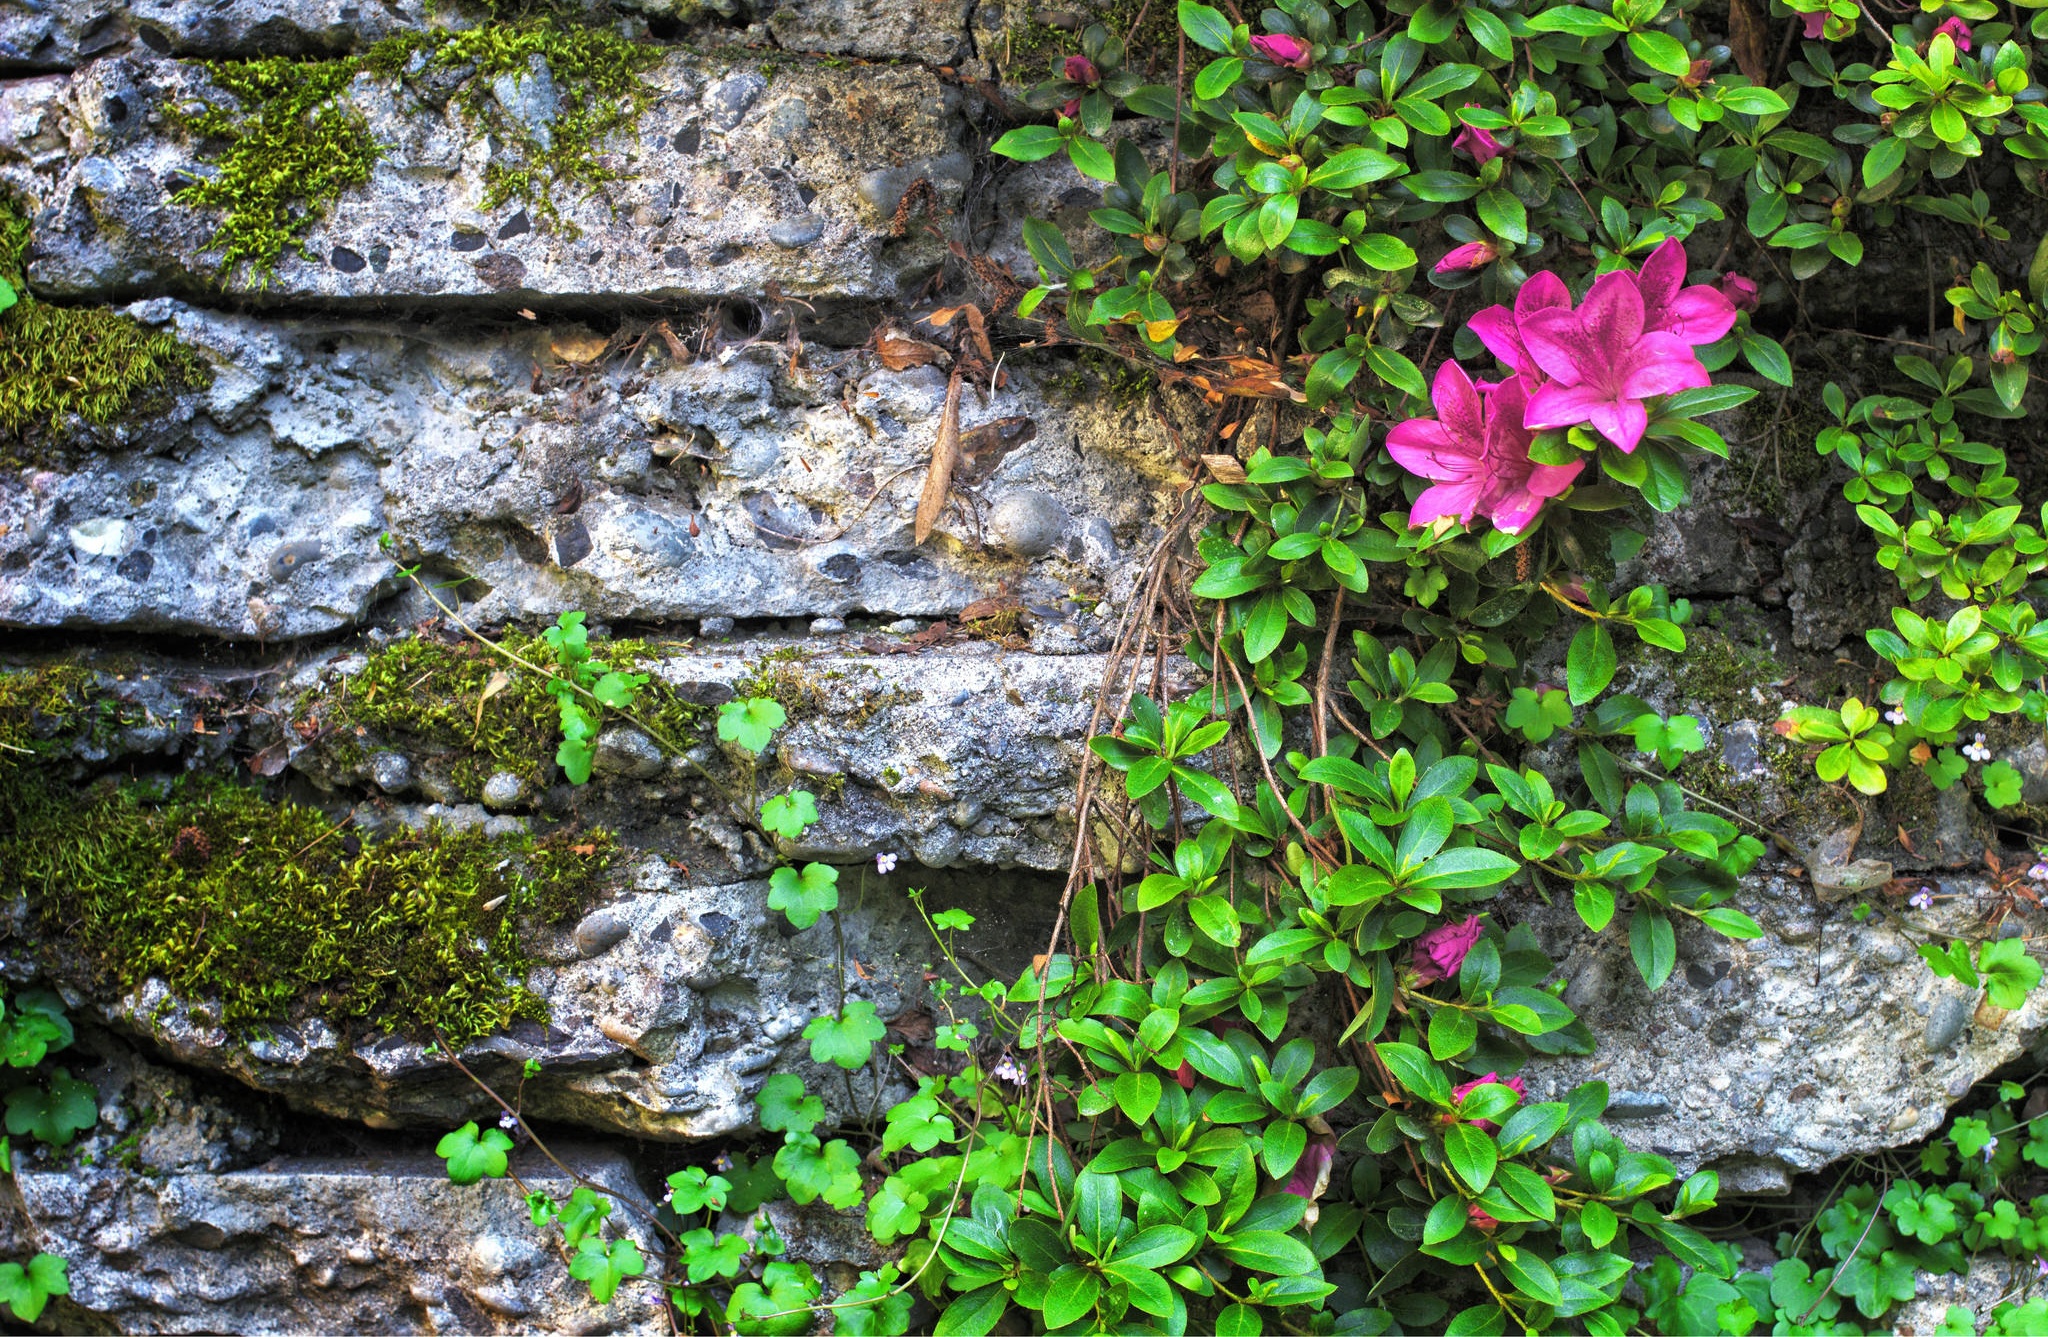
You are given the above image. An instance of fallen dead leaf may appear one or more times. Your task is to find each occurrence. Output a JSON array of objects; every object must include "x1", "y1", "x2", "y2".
[
  {"x1": 874, "y1": 326, "x2": 948, "y2": 370},
  {"x1": 914, "y1": 365, "x2": 964, "y2": 545},
  {"x1": 551, "y1": 332, "x2": 610, "y2": 364},
  {"x1": 1203, "y1": 453, "x2": 1248, "y2": 484}
]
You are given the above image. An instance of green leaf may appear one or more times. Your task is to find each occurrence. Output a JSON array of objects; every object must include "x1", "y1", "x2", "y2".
[
  {"x1": 760, "y1": 790, "x2": 820, "y2": 840},
  {"x1": 1717, "y1": 85, "x2": 1788, "y2": 114},
  {"x1": 757, "y1": 1074, "x2": 826, "y2": 1136},
  {"x1": 718, "y1": 697, "x2": 788, "y2": 754},
  {"x1": 1629, "y1": 909, "x2": 1677, "y2": 990},
  {"x1": 1628, "y1": 29, "x2": 1693, "y2": 76},
  {"x1": 805, "y1": 999, "x2": 887, "y2": 1069},
  {"x1": 1195, "y1": 57, "x2": 1243, "y2": 99},
  {"x1": 1180, "y1": 0, "x2": 1237, "y2": 52},
  {"x1": 1043, "y1": 1265, "x2": 1102, "y2": 1328},
  {"x1": 1217, "y1": 1230, "x2": 1318, "y2": 1274},
  {"x1": 1443, "y1": 1122, "x2": 1498, "y2": 1192},
  {"x1": 0, "y1": 1254, "x2": 65, "y2": 1324},
  {"x1": 992, "y1": 125, "x2": 1066, "y2": 161},
  {"x1": 1068, "y1": 135, "x2": 1117, "y2": 183},
  {"x1": 435, "y1": 1121, "x2": 513, "y2": 1184},
  {"x1": 1477, "y1": 187, "x2": 1527, "y2": 244},
  {"x1": 1114, "y1": 1070, "x2": 1163, "y2": 1125},
  {"x1": 768, "y1": 862, "x2": 840, "y2": 930},
  {"x1": 1567, "y1": 623, "x2": 1618, "y2": 706},
  {"x1": 591, "y1": 670, "x2": 644, "y2": 709}
]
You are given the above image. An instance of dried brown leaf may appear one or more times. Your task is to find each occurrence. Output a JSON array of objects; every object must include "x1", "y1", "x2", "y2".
[
  {"x1": 914, "y1": 366, "x2": 964, "y2": 545},
  {"x1": 1202, "y1": 453, "x2": 1248, "y2": 484},
  {"x1": 874, "y1": 326, "x2": 948, "y2": 371},
  {"x1": 1727, "y1": 0, "x2": 1770, "y2": 83}
]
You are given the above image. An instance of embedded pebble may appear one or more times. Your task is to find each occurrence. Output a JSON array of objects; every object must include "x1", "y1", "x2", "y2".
[
  {"x1": 573, "y1": 909, "x2": 631, "y2": 959},
  {"x1": 267, "y1": 540, "x2": 323, "y2": 581},
  {"x1": 480, "y1": 772, "x2": 529, "y2": 810},
  {"x1": 808, "y1": 617, "x2": 846, "y2": 635},
  {"x1": 1926, "y1": 993, "x2": 1975, "y2": 1051},
  {"x1": 368, "y1": 752, "x2": 412, "y2": 794},
  {"x1": 592, "y1": 727, "x2": 663, "y2": 779}
]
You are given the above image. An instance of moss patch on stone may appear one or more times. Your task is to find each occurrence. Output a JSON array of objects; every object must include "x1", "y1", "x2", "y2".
[
  {"x1": 0, "y1": 196, "x2": 211, "y2": 440},
  {"x1": 1, "y1": 773, "x2": 615, "y2": 1044},
  {"x1": 168, "y1": 57, "x2": 381, "y2": 285},
  {"x1": 365, "y1": 18, "x2": 664, "y2": 230}
]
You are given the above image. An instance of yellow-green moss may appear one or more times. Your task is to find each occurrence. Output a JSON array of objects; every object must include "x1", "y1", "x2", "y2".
[
  {"x1": 313, "y1": 632, "x2": 706, "y2": 798},
  {"x1": 168, "y1": 57, "x2": 380, "y2": 284},
  {"x1": 0, "y1": 663, "x2": 138, "y2": 763},
  {"x1": 1, "y1": 773, "x2": 615, "y2": 1044},
  {"x1": 0, "y1": 196, "x2": 211, "y2": 440}
]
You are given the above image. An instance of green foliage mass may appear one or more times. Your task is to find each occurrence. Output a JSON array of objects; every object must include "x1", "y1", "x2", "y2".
[
  {"x1": 0, "y1": 771, "x2": 615, "y2": 1044},
  {"x1": 0, "y1": 195, "x2": 210, "y2": 440}
]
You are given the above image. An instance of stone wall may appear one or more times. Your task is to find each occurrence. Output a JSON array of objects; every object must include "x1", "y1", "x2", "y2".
[{"x1": 2, "y1": 2, "x2": 2045, "y2": 1330}]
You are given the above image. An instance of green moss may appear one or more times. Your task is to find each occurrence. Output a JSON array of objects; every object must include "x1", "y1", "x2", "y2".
[
  {"x1": 0, "y1": 663, "x2": 137, "y2": 763},
  {"x1": 0, "y1": 195, "x2": 212, "y2": 442},
  {"x1": 363, "y1": 17, "x2": 663, "y2": 232},
  {"x1": 168, "y1": 56, "x2": 380, "y2": 285},
  {"x1": 312, "y1": 631, "x2": 706, "y2": 798},
  {"x1": 0, "y1": 773, "x2": 615, "y2": 1044}
]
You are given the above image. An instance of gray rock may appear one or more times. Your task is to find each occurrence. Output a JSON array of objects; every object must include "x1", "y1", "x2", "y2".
[
  {"x1": 480, "y1": 771, "x2": 530, "y2": 810},
  {"x1": 808, "y1": 616, "x2": 846, "y2": 635},
  {"x1": 490, "y1": 54, "x2": 560, "y2": 152},
  {"x1": 699, "y1": 616, "x2": 736, "y2": 637},
  {"x1": 592, "y1": 727, "x2": 664, "y2": 779},
  {"x1": 1926, "y1": 990, "x2": 1976, "y2": 1051},
  {"x1": 985, "y1": 490, "x2": 1069, "y2": 558},
  {"x1": 573, "y1": 907, "x2": 632, "y2": 958},
  {"x1": 367, "y1": 751, "x2": 411, "y2": 793}
]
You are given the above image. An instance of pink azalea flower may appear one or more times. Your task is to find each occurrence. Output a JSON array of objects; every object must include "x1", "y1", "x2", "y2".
[
  {"x1": 1468, "y1": 271, "x2": 1572, "y2": 381},
  {"x1": 1409, "y1": 915, "x2": 1486, "y2": 984},
  {"x1": 1063, "y1": 55, "x2": 1099, "y2": 83},
  {"x1": 1519, "y1": 270, "x2": 1712, "y2": 453},
  {"x1": 1434, "y1": 240, "x2": 1501, "y2": 275},
  {"x1": 1249, "y1": 33, "x2": 1314, "y2": 68},
  {"x1": 1801, "y1": 10, "x2": 1826, "y2": 37},
  {"x1": 1387, "y1": 368, "x2": 1584, "y2": 534},
  {"x1": 1453, "y1": 108, "x2": 1504, "y2": 165},
  {"x1": 1634, "y1": 238, "x2": 1738, "y2": 346},
  {"x1": 1719, "y1": 272, "x2": 1760, "y2": 313},
  {"x1": 1934, "y1": 16, "x2": 1971, "y2": 50},
  {"x1": 1450, "y1": 1073, "x2": 1529, "y2": 1131}
]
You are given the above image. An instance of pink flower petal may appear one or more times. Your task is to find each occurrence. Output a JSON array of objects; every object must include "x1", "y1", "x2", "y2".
[
  {"x1": 1469, "y1": 304, "x2": 1538, "y2": 378},
  {"x1": 1617, "y1": 333, "x2": 1712, "y2": 398},
  {"x1": 1385, "y1": 419, "x2": 1470, "y2": 480},
  {"x1": 1410, "y1": 479, "x2": 1486, "y2": 528},
  {"x1": 1522, "y1": 380, "x2": 1612, "y2": 432},
  {"x1": 1588, "y1": 397, "x2": 1649, "y2": 453}
]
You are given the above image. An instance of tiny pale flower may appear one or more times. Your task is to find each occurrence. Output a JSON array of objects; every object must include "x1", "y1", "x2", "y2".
[
  {"x1": 1249, "y1": 33, "x2": 1314, "y2": 68},
  {"x1": 876, "y1": 851, "x2": 899, "y2": 874},
  {"x1": 1984, "y1": 1135, "x2": 1999, "y2": 1161},
  {"x1": 992, "y1": 1054, "x2": 1027, "y2": 1086},
  {"x1": 498, "y1": 1111, "x2": 518, "y2": 1131},
  {"x1": 1885, "y1": 708, "x2": 1906, "y2": 725},
  {"x1": 2036, "y1": 1255, "x2": 2047, "y2": 1279},
  {"x1": 2028, "y1": 862, "x2": 2048, "y2": 882},
  {"x1": 1910, "y1": 888, "x2": 1934, "y2": 910}
]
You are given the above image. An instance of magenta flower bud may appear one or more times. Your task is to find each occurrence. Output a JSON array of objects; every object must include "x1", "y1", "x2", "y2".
[
  {"x1": 1249, "y1": 33, "x2": 1314, "y2": 69},
  {"x1": 1934, "y1": 16, "x2": 1971, "y2": 49},
  {"x1": 1719, "y1": 272, "x2": 1760, "y2": 312},
  {"x1": 1410, "y1": 916, "x2": 1486, "y2": 984},
  {"x1": 1061, "y1": 97, "x2": 1080, "y2": 120},
  {"x1": 1063, "y1": 55, "x2": 1099, "y2": 83},
  {"x1": 1801, "y1": 10, "x2": 1826, "y2": 37},
  {"x1": 1453, "y1": 113, "x2": 1504, "y2": 166},
  {"x1": 1433, "y1": 240, "x2": 1501, "y2": 275}
]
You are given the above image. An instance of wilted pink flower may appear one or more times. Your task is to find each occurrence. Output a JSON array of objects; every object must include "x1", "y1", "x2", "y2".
[
  {"x1": 1249, "y1": 33, "x2": 1314, "y2": 68},
  {"x1": 1063, "y1": 55, "x2": 1099, "y2": 83},
  {"x1": 1434, "y1": 240, "x2": 1501, "y2": 275},
  {"x1": 1468, "y1": 1203, "x2": 1500, "y2": 1231},
  {"x1": 1801, "y1": 10, "x2": 1826, "y2": 37},
  {"x1": 1386, "y1": 367, "x2": 1583, "y2": 534},
  {"x1": 1519, "y1": 270, "x2": 1713, "y2": 452},
  {"x1": 1280, "y1": 1126, "x2": 1337, "y2": 1200},
  {"x1": 1634, "y1": 239, "x2": 1738, "y2": 346},
  {"x1": 1174, "y1": 1060, "x2": 1195, "y2": 1090},
  {"x1": 1469, "y1": 271, "x2": 1572, "y2": 381},
  {"x1": 1934, "y1": 16, "x2": 1971, "y2": 50},
  {"x1": 1410, "y1": 915, "x2": 1486, "y2": 984},
  {"x1": 1719, "y1": 272, "x2": 1760, "y2": 313},
  {"x1": 1450, "y1": 1073, "x2": 1528, "y2": 1131},
  {"x1": 1453, "y1": 108, "x2": 1503, "y2": 165}
]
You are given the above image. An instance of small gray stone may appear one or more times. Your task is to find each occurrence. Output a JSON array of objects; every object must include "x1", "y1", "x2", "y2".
[
  {"x1": 480, "y1": 772, "x2": 530, "y2": 810},
  {"x1": 706, "y1": 72, "x2": 766, "y2": 130},
  {"x1": 985, "y1": 491, "x2": 1067, "y2": 558},
  {"x1": 699, "y1": 617, "x2": 735, "y2": 638},
  {"x1": 884, "y1": 618, "x2": 921, "y2": 634},
  {"x1": 573, "y1": 909, "x2": 631, "y2": 958},
  {"x1": 592, "y1": 727, "x2": 664, "y2": 779},
  {"x1": 1606, "y1": 1091, "x2": 1672, "y2": 1120},
  {"x1": 768, "y1": 214, "x2": 825, "y2": 249},
  {"x1": 766, "y1": 100, "x2": 810, "y2": 136},
  {"x1": 809, "y1": 617, "x2": 846, "y2": 635},
  {"x1": 1926, "y1": 992, "x2": 1975, "y2": 1051},
  {"x1": 369, "y1": 752, "x2": 412, "y2": 793}
]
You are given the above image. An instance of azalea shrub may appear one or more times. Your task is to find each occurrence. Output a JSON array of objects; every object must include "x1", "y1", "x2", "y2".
[{"x1": 424, "y1": 0, "x2": 2048, "y2": 1330}]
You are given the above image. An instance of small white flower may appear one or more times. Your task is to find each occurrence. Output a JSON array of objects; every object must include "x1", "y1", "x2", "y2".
[
  {"x1": 712, "y1": 1152, "x2": 734, "y2": 1173},
  {"x1": 992, "y1": 1055, "x2": 1027, "y2": 1087},
  {"x1": 2029, "y1": 862, "x2": 2048, "y2": 882},
  {"x1": 1985, "y1": 1135, "x2": 2000, "y2": 1162},
  {"x1": 1885, "y1": 709, "x2": 1906, "y2": 726},
  {"x1": 498, "y1": 1111, "x2": 518, "y2": 1131},
  {"x1": 1910, "y1": 888, "x2": 1934, "y2": 911},
  {"x1": 876, "y1": 852, "x2": 899, "y2": 875}
]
